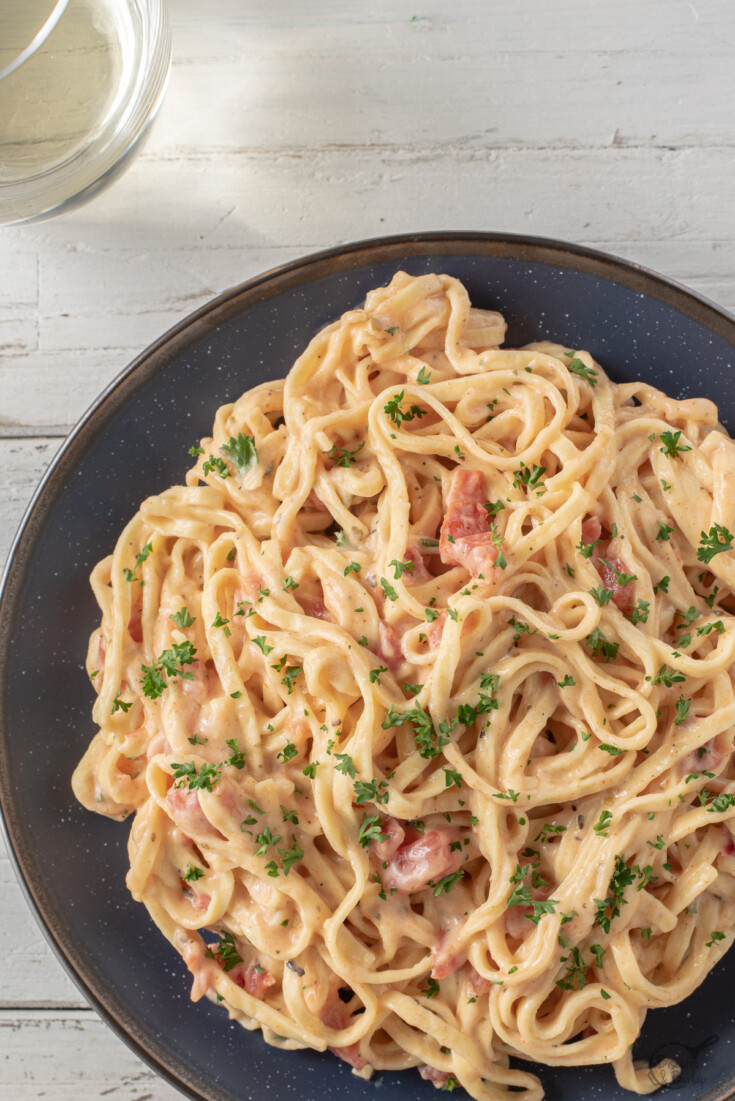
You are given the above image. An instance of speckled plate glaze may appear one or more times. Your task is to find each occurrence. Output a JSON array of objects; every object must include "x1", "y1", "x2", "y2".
[{"x1": 3, "y1": 233, "x2": 735, "y2": 1101}]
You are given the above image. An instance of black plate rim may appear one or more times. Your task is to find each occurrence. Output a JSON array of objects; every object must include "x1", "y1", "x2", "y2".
[{"x1": 3, "y1": 229, "x2": 735, "y2": 1101}]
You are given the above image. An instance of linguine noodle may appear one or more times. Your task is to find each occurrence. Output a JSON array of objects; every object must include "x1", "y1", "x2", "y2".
[{"x1": 73, "y1": 272, "x2": 735, "y2": 1098}]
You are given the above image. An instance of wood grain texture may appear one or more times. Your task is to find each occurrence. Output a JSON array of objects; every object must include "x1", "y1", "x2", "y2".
[
  {"x1": 1, "y1": 0, "x2": 734, "y2": 1096},
  {"x1": 0, "y1": 1011, "x2": 181, "y2": 1099}
]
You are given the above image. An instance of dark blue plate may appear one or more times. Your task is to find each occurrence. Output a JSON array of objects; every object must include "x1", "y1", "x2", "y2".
[{"x1": 3, "y1": 233, "x2": 735, "y2": 1101}]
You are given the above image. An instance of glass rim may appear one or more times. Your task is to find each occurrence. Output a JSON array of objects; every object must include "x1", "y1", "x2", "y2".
[{"x1": 0, "y1": 0, "x2": 71, "y2": 83}]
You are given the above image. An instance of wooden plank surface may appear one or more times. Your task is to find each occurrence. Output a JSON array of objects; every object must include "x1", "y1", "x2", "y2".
[{"x1": 1, "y1": 0, "x2": 734, "y2": 1096}]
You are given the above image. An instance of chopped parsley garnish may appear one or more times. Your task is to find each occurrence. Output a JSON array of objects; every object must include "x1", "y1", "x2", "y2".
[
  {"x1": 655, "y1": 522, "x2": 674, "y2": 542},
  {"x1": 224, "y1": 738, "x2": 245, "y2": 769},
  {"x1": 586, "y1": 628, "x2": 618, "y2": 663},
  {"x1": 382, "y1": 703, "x2": 450, "y2": 760},
  {"x1": 577, "y1": 535, "x2": 602, "y2": 559},
  {"x1": 706, "y1": 792, "x2": 735, "y2": 814},
  {"x1": 170, "y1": 606, "x2": 195, "y2": 628},
  {"x1": 171, "y1": 760, "x2": 221, "y2": 791},
  {"x1": 416, "y1": 366, "x2": 432, "y2": 385},
  {"x1": 698, "y1": 524, "x2": 734, "y2": 563},
  {"x1": 674, "y1": 696, "x2": 691, "y2": 726},
  {"x1": 659, "y1": 430, "x2": 691, "y2": 459},
  {"x1": 389, "y1": 558, "x2": 414, "y2": 579},
  {"x1": 354, "y1": 778, "x2": 389, "y2": 805},
  {"x1": 380, "y1": 577, "x2": 399, "y2": 601},
  {"x1": 568, "y1": 357, "x2": 598, "y2": 386},
  {"x1": 599, "y1": 559, "x2": 637, "y2": 586},
  {"x1": 483, "y1": 500, "x2": 505, "y2": 516},
  {"x1": 650, "y1": 664, "x2": 685, "y2": 687},
  {"x1": 255, "y1": 826, "x2": 283, "y2": 855},
  {"x1": 593, "y1": 855, "x2": 638, "y2": 933},
  {"x1": 202, "y1": 454, "x2": 230, "y2": 478},
  {"x1": 707, "y1": 931, "x2": 726, "y2": 947},
  {"x1": 697, "y1": 620, "x2": 725, "y2": 636},
  {"x1": 493, "y1": 788, "x2": 520, "y2": 803},
  {"x1": 140, "y1": 640, "x2": 197, "y2": 698},
  {"x1": 589, "y1": 586, "x2": 614, "y2": 606},
  {"x1": 629, "y1": 599, "x2": 650, "y2": 625},
  {"x1": 598, "y1": 743, "x2": 625, "y2": 756},
  {"x1": 205, "y1": 931, "x2": 242, "y2": 972},
  {"x1": 443, "y1": 767, "x2": 463, "y2": 789},
  {"x1": 432, "y1": 870, "x2": 465, "y2": 896},
  {"x1": 278, "y1": 836, "x2": 304, "y2": 875},
  {"x1": 357, "y1": 813, "x2": 389, "y2": 847},
  {"x1": 507, "y1": 864, "x2": 558, "y2": 922},
  {"x1": 593, "y1": 809, "x2": 613, "y2": 836},
  {"x1": 281, "y1": 666, "x2": 302, "y2": 694},
  {"x1": 183, "y1": 864, "x2": 204, "y2": 882},
  {"x1": 344, "y1": 561, "x2": 361, "y2": 576},
  {"x1": 534, "y1": 824, "x2": 566, "y2": 842},
  {"x1": 369, "y1": 665, "x2": 388, "y2": 684},
  {"x1": 557, "y1": 675, "x2": 576, "y2": 688},
  {"x1": 302, "y1": 761, "x2": 319, "y2": 779},
  {"x1": 590, "y1": 943, "x2": 605, "y2": 967},
  {"x1": 282, "y1": 575, "x2": 299, "y2": 591},
  {"x1": 276, "y1": 740, "x2": 298, "y2": 762},
  {"x1": 221, "y1": 432, "x2": 258, "y2": 475},
  {"x1": 253, "y1": 635, "x2": 273, "y2": 655},
  {"x1": 383, "y1": 391, "x2": 427, "y2": 428},
  {"x1": 334, "y1": 753, "x2": 356, "y2": 778},
  {"x1": 653, "y1": 576, "x2": 670, "y2": 594},
  {"x1": 513, "y1": 463, "x2": 546, "y2": 490},
  {"x1": 123, "y1": 541, "x2": 153, "y2": 582},
  {"x1": 421, "y1": 977, "x2": 440, "y2": 998},
  {"x1": 327, "y1": 440, "x2": 364, "y2": 467},
  {"x1": 212, "y1": 611, "x2": 230, "y2": 632},
  {"x1": 111, "y1": 690, "x2": 131, "y2": 714},
  {"x1": 655, "y1": 429, "x2": 690, "y2": 460}
]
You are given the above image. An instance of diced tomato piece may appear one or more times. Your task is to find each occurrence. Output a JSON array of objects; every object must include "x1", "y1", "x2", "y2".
[
  {"x1": 180, "y1": 936, "x2": 218, "y2": 1002},
  {"x1": 582, "y1": 517, "x2": 635, "y2": 615},
  {"x1": 128, "y1": 604, "x2": 143, "y2": 643},
  {"x1": 166, "y1": 787, "x2": 223, "y2": 840},
  {"x1": 419, "y1": 1066, "x2": 451, "y2": 1087},
  {"x1": 404, "y1": 545, "x2": 431, "y2": 583},
  {"x1": 301, "y1": 595, "x2": 330, "y2": 620},
  {"x1": 581, "y1": 516, "x2": 602, "y2": 544},
  {"x1": 320, "y1": 991, "x2": 368, "y2": 1070},
  {"x1": 377, "y1": 620, "x2": 403, "y2": 670},
  {"x1": 682, "y1": 738, "x2": 723, "y2": 772},
  {"x1": 232, "y1": 962, "x2": 277, "y2": 999},
  {"x1": 383, "y1": 828, "x2": 464, "y2": 893},
  {"x1": 372, "y1": 816, "x2": 405, "y2": 862},
  {"x1": 431, "y1": 935, "x2": 465, "y2": 980},
  {"x1": 329, "y1": 1044, "x2": 367, "y2": 1070},
  {"x1": 593, "y1": 547, "x2": 634, "y2": 614},
  {"x1": 467, "y1": 966, "x2": 492, "y2": 995},
  {"x1": 427, "y1": 613, "x2": 446, "y2": 648},
  {"x1": 440, "y1": 469, "x2": 498, "y2": 577}
]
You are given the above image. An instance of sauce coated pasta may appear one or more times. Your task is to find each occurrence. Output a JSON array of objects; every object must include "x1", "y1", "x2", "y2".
[{"x1": 73, "y1": 272, "x2": 735, "y2": 1098}]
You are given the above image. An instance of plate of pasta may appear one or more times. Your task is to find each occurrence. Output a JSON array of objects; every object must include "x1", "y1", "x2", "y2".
[{"x1": 3, "y1": 233, "x2": 735, "y2": 1101}]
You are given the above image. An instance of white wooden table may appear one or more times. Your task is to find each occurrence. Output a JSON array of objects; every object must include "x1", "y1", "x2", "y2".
[{"x1": 2, "y1": 1, "x2": 734, "y2": 1095}]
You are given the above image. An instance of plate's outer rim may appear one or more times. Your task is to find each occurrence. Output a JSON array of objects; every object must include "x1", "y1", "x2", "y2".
[{"x1": 3, "y1": 230, "x2": 735, "y2": 1101}]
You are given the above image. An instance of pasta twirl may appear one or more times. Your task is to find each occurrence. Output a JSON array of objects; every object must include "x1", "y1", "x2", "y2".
[{"x1": 73, "y1": 272, "x2": 735, "y2": 1098}]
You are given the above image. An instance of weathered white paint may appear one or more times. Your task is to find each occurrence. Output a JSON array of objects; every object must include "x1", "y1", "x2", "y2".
[
  {"x1": 0, "y1": 1011, "x2": 181, "y2": 1099},
  {"x1": 1, "y1": 0, "x2": 734, "y2": 1095}
]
